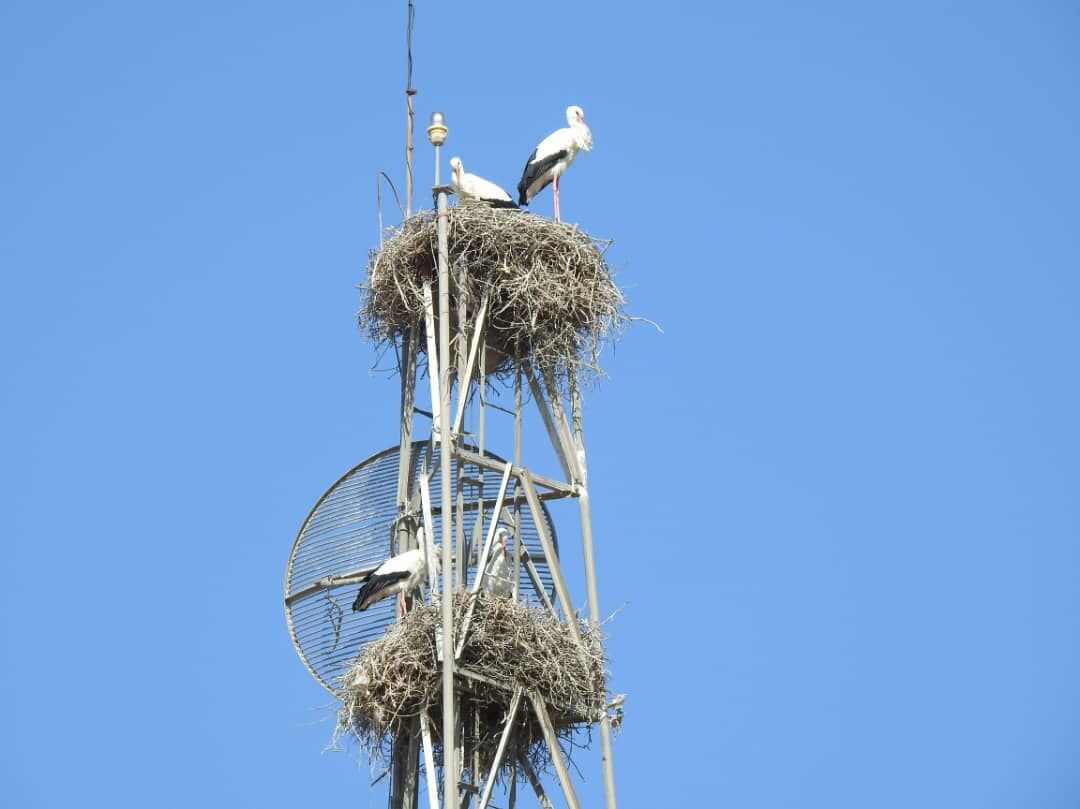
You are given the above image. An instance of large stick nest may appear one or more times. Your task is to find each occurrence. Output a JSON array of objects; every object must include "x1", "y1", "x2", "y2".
[
  {"x1": 335, "y1": 594, "x2": 609, "y2": 780},
  {"x1": 358, "y1": 203, "x2": 628, "y2": 388}
]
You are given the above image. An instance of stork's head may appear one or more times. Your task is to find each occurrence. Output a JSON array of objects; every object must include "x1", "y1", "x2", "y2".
[
  {"x1": 449, "y1": 156, "x2": 463, "y2": 182},
  {"x1": 566, "y1": 106, "x2": 591, "y2": 151},
  {"x1": 494, "y1": 526, "x2": 511, "y2": 556}
]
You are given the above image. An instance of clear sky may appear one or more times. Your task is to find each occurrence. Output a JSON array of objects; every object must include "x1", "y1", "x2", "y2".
[{"x1": 3, "y1": 2, "x2": 1079, "y2": 807}]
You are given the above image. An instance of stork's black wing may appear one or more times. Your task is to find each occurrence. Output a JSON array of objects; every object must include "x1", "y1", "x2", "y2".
[{"x1": 517, "y1": 148, "x2": 567, "y2": 205}]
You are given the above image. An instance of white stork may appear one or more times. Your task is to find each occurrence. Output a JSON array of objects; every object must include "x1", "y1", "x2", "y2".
[
  {"x1": 517, "y1": 105, "x2": 592, "y2": 222},
  {"x1": 351, "y1": 531, "x2": 427, "y2": 617},
  {"x1": 481, "y1": 527, "x2": 514, "y2": 598},
  {"x1": 450, "y1": 157, "x2": 518, "y2": 208}
]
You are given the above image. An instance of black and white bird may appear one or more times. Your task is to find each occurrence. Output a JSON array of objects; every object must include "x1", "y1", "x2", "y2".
[
  {"x1": 449, "y1": 157, "x2": 518, "y2": 209},
  {"x1": 351, "y1": 531, "x2": 427, "y2": 617},
  {"x1": 481, "y1": 527, "x2": 513, "y2": 599},
  {"x1": 517, "y1": 105, "x2": 593, "y2": 222}
]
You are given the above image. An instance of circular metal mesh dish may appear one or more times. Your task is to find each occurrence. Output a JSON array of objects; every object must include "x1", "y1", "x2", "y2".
[{"x1": 284, "y1": 442, "x2": 559, "y2": 694}]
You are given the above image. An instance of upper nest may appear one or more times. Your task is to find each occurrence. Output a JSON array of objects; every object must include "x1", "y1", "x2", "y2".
[
  {"x1": 335, "y1": 594, "x2": 609, "y2": 778},
  {"x1": 358, "y1": 203, "x2": 627, "y2": 387}
]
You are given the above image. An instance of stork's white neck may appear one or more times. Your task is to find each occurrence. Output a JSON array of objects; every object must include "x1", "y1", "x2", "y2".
[{"x1": 572, "y1": 121, "x2": 593, "y2": 152}]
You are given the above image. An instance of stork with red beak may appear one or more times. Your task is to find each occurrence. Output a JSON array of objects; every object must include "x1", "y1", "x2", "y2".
[
  {"x1": 351, "y1": 529, "x2": 428, "y2": 618},
  {"x1": 481, "y1": 526, "x2": 514, "y2": 599},
  {"x1": 517, "y1": 105, "x2": 593, "y2": 222},
  {"x1": 450, "y1": 157, "x2": 518, "y2": 208}
]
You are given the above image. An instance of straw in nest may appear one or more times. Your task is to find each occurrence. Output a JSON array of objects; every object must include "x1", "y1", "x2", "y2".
[
  {"x1": 358, "y1": 203, "x2": 627, "y2": 388},
  {"x1": 335, "y1": 594, "x2": 609, "y2": 779}
]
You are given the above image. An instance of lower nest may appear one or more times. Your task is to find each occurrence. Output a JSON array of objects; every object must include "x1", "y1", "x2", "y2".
[
  {"x1": 358, "y1": 204, "x2": 627, "y2": 386},
  {"x1": 335, "y1": 594, "x2": 609, "y2": 777}
]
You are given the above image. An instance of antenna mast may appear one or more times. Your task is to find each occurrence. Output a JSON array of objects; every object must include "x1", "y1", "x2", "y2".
[
  {"x1": 404, "y1": 0, "x2": 416, "y2": 218},
  {"x1": 287, "y1": 8, "x2": 623, "y2": 809}
]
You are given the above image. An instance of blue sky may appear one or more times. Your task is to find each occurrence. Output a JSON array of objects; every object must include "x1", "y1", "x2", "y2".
[{"x1": 3, "y1": 2, "x2": 1079, "y2": 807}]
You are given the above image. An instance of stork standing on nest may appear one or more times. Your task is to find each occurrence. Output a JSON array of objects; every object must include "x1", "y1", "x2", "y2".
[
  {"x1": 351, "y1": 528, "x2": 428, "y2": 617},
  {"x1": 517, "y1": 105, "x2": 593, "y2": 222},
  {"x1": 450, "y1": 157, "x2": 518, "y2": 208},
  {"x1": 481, "y1": 526, "x2": 514, "y2": 598}
]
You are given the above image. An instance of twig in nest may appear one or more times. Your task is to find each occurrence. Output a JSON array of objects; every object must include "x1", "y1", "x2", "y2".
[
  {"x1": 334, "y1": 594, "x2": 613, "y2": 782},
  {"x1": 358, "y1": 203, "x2": 630, "y2": 391}
]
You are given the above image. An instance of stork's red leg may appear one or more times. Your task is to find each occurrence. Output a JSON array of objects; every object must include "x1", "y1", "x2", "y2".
[{"x1": 553, "y1": 173, "x2": 561, "y2": 222}]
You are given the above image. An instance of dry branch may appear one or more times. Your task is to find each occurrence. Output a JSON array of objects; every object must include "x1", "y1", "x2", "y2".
[
  {"x1": 358, "y1": 203, "x2": 627, "y2": 389},
  {"x1": 335, "y1": 594, "x2": 609, "y2": 782}
]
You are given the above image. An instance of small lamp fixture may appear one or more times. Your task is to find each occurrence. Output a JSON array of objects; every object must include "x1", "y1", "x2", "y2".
[{"x1": 427, "y1": 112, "x2": 448, "y2": 146}]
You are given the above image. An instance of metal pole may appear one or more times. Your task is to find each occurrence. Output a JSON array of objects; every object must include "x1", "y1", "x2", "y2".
[
  {"x1": 518, "y1": 470, "x2": 585, "y2": 649},
  {"x1": 419, "y1": 711, "x2": 441, "y2": 809},
  {"x1": 475, "y1": 337, "x2": 486, "y2": 571},
  {"x1": 394, "y1": 12, "x2": 419, "y2": 786},
  {"x1": 512, "y1": 364, "x2": 522, "y2": 602},
  {"x1": 518, "y1": 755, "x2": 554, "y2": 809},
  {"x1": 570, "y1": 378, "x2": 600, "y2": 626},
  {"x1": 527, "y1": 692, "x2": 582, "y2": 809},
  {"x1": 404, "y1": 0, "x2": 415, "y2": 217},
  {"x1": 422, "y1": 282, "x2": 442, "y2": 434},
  {"x1": 405, "y1": 91, "x2": 415, "y2": 217},
  {"x1": 390, "y1": 716, "x2": 420, "y2": 809},
  {"x1": 522, "y1": 361, "x2": 577, "y2": 483},
  {"x1": 428, "y1": 110, "x2": 457, "y2": 809},
  {"x1": 451, "y1": 294, "x2": 489, "y2": 436},
  {"x1": 570, "y1": 378, "x2": 618, "y2": 809},
  {"x1": 396, "y1": 329, "x2": 417, "y2": 550},
  {"x1": 536, "y1": 363, "x2": 583, "y2": 483},
  {"x1": 455, "y1": 265, "x2": 468, "y2": 587},
  {"x1": 475, "y1": 689, "x2": 522, "y2": 809}
]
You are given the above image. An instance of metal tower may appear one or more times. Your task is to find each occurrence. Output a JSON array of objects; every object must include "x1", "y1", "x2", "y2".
[{"x1": 285, "y1": 111, "x2": 619, "y2": 809}]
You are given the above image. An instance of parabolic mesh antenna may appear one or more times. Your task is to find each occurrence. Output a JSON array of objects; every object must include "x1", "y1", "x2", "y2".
[{"x1": 284, "y1": 441, "x2": 558, "y2": 694}]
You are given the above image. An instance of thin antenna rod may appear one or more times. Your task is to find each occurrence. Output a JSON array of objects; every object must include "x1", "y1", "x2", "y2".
[
  {"x1": 427, "y1": 109, "x2": 456, "y2": 809},
  {"x1": 404, "y1": 0, "x2": 416, "y2": 218}
]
